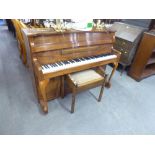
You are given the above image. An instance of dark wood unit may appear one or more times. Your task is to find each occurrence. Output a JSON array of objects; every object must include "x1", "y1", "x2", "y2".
[
  {"x1": 110, "y1": 20, "x2": 155, "y2": 73},
  {"x1": 110, "y1": 22, "x2": 147, "y2": 73},
  {"x1": 128, "y1": 30, "x2": 155, "y2": 81}
]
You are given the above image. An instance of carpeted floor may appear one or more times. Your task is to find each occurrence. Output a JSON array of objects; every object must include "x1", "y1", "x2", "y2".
[
  {"x1": 0, "y1": 26, "x2": 155, "y2": 134},
  {"x1": 0, "y1": 20, "x2": 5, "y2": 26}
]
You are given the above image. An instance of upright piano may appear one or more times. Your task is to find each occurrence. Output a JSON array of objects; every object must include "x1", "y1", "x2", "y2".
[{"x1": 22, "y1": 29, "x2": 121, "y2": 113}]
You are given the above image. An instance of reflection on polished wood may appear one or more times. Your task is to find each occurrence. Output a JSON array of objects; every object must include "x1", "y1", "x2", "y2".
[
  {"x1": 12, "y1": 19, "x2": 28, "y2": 66},
  {"x1": 23, "y1": 29, "x2": 121, "y2": 113}
]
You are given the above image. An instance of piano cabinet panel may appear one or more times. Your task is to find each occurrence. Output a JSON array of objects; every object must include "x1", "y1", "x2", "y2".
[
  {"x1": 61, "y1": 44, "x2": 112, "y2": 56},
  {"x1": 37, "y1": 77, "x2": 61, "y2": 101}
]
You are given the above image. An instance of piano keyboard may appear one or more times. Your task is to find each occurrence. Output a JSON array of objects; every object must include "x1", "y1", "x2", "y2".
[{"x1": 41, "y1": 53, "x2": 117, "y2": 74}]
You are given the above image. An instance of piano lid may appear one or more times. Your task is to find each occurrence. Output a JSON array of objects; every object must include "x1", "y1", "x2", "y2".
[{"x1": 22, "y1": 28, "x2": 115, "y2": 37}]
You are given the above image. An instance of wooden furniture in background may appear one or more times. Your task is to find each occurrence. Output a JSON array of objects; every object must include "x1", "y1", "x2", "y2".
[
  {"x1": 11, "y1": 19, "x2": 28, "y2": 66},
  {"x1": 22, "y1": 30, "x2": 121, "y2": 113},
  {"x1": 128, "y1": 30, "x2": 155, "y2": 81},
  {"x1": 110, "y1": 22, "x2": 147, "y2": 73},
  {"x1": 64, "y1": 68, "x2": 107, "y2": 113}
]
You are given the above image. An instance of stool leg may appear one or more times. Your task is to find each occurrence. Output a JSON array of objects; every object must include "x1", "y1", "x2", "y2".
[
  {"x1": 71, "y1": 90, "x2": 76, "y2": 113},
  {"x1": 98, "y1": 75, "x2": 107, "y2": 102},
  {"x1": 98, "y1": 84, "x2": 104, "y2": 102}
]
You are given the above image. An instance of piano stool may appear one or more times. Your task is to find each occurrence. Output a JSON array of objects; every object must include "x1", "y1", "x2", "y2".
[{"x1": 62, "y1": 68, "x2": 107, "y2": 113}]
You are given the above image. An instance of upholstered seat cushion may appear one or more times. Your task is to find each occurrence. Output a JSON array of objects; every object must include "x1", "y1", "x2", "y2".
[{"x1": 69, "y1": 69, "x2": 104, "y2": 87}]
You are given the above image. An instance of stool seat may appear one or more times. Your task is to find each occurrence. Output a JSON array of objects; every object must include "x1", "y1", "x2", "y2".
[
  {"x1": 63, "y1": 68, "x2": 107, "y2": 113},
  {"x1": 69, "y1": 69, "x2": 104, "y2": 87}
]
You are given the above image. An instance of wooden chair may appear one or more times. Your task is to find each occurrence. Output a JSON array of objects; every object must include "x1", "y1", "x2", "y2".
[{"x1": 63, "y1": 67, "x2": 107, "y2": 113}]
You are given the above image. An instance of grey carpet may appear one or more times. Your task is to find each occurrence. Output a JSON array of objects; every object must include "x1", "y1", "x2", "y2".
[{"x1": 0, "y1": 26, "x2": 155, "y2": 134}]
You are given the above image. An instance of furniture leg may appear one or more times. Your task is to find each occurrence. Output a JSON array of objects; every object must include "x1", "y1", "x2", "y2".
[
  {"x1": 39, "y1": 79, "x2": 49, "y2": 113},
  {"x1": 71, "y1": 90, "x2": 76, "y2": 113},
  {"x1": 105, "y1": 62, "x2": 118, "y2": 88},
  {"x1": 61, "y1": 76, "x2": 65, "y2": 98},
  {"x1": 120, "y1": 65, "x2": 126, "y2": 76},
  {"x1": 98, "y1": 74, "x2": 107, "y2": 102}
]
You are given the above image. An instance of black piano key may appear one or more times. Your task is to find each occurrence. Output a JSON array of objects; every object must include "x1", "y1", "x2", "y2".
[
  {"x1": 57, "y1": 62, "x2": 60, "y2": 66},
  {"x1": 80, "y1": 58, "x2": 85, "y2": 61},
  {"x1": 65, "y1": 61, "x2": 69, "y2": 64},
  {"x1": 60, "y1": 62, "x2": 65, "y2": 65},
  {"x1": 55, "y1": 63, "x2": 58, "y2": 66},
  {"x1": 85, "y1": 57, "x2": 90, "y2": 60},
  {"x1": 63, "y1": 61, "x2": 68, "y2": 64},
  {"x1": 93, "y1": 56, "x2": 97, "y2": 59},
  {"x1": 77, "y1": 58, "x2": 81, "y2": 62},
  {"x1": 58, "y1": 62, "x2": 62, "y2": 66},
  {"x1": 55, "y1": 63, "x2": 59, "y2": 66},
  {"x1": 68, "y1": 60, "x2": 73, "y2": 64},
  {"x1": 82, "y1": 58, "x2": 87, "y2": 61},
  {"x1": 44, "y1": 65, "x2": 48, "y2": 69},
  {"x1": 73, "y1": 59, "x2": 78, "y2": 62},
  {"x1": 70, "y1": 60, "x2": 75, "y2": 63},
  {"x1": 62, "y1": 62, "x2": 66, "y2": 65},
  {"x1": 87, "y1": 57, "x2": 92, "y2": 59},
  {"x1": 78, "y1": 58, "x2": 84, "y2": 61},
  {"x1": 89, "y1": 56, "x2": 94, "y2": 59},
  {"x1": 60, "y1": 62, "x2": 64, "y2": 65}
]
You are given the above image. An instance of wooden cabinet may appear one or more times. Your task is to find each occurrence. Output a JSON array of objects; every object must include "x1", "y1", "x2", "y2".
[
  {"x1": 128, "y1": 30, "x2": 155, "y2": 81},
  {"x1": 110, "y1": 22, "x2": 146, "y2": 73}
]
